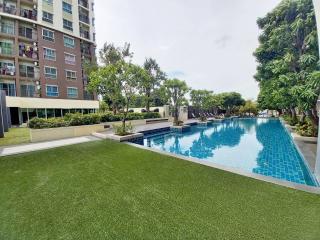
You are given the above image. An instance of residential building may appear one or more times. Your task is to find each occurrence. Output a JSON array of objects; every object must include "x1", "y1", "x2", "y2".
[{"x1": 0, "y1": 0, "x2": 98, "y2": 124}]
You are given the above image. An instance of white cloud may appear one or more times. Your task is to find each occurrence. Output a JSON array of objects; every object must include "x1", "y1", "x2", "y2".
[{"x1": 95, "y1": 0, "x2": 281, "y2": 99}]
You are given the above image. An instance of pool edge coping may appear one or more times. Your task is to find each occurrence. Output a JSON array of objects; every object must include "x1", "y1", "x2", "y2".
[{"x1": 126, "y1": 127, "x2": 320, "y2": 195}]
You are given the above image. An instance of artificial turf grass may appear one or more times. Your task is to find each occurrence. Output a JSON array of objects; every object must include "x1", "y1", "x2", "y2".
[
  {"x1": 0, "y1": 127, "x2": 30, "y2": 147},
  {"x1": 0, "y1": 140, "x2": 319, "y2": 240}
]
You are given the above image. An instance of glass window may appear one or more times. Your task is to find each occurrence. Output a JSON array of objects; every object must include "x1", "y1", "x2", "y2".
[
  {"x1": 28, "y1": 109, "x2": 37, "y2": 119},
  {"x1": 19, "y1": 26, "x2": 33, "y2": 39},
  {"x1": 62, "y1": 2, "x2": 72, "y2": 14},
  {"x1": 20, "y1": 85, "x2": 35, "y2": 97},
  {"x1": 44, "y1": 66, "x2": 57, "y2": 79},
  {"x1": 62, "y1": 109, "x2": 70, "y2": 116},
  {"x1": 67, "y1": 87, "x2": 78, "y2": 98},
  {"x1": 64, "y1": 53, "x2": 76, "y2": 65},
  {"x1": 37, "y1": 109, "x2": 46, "y2": 118},
  {"x1": 1, "y1": 19, "x2": 15, "y2": 35},
  {"x1": 0, "y1": 82, "x2": 16, "y2": 96},
  {"x1": 42, "y1": 11, "x2": 53, "y2": 23},
  {"x1": 63, "y1": 19, "x2": 73, "y2": 31},
  {"x1": 0, "y1": 40, "x2": 14, "y2": 55},
  {"x1": 46, "y1": 85, "x2": 59, "y2": 97},
  {"x1": 55, "y1": 109, "x2": 62, "y2": 117},
  {"x1": 63, "y1": 35, "x2": 75, "y2": 48},
  {"x1": 19, "y1": 64, "x2": 35, "y2": 78},
  {"x1": 47, "y1": 109, "x2": 55, "y2": 118},
  {"x1": 42, "y1": 28, "x2": 54, "y2": 42},
  {"x1": 65, "y1": 70, "x2": 76, "y2": 80},
  {"x1": 43, "y1": 48, "x2": 56, "y2": 61}
]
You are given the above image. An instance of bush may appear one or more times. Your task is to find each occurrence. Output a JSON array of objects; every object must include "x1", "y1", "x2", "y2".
[
  {"x1": 142, "y1": 112, "x2": 161, "y2": 119},
  {"x1": 113, "y1": 122, "x2": 134, "y2": 136},
  {"x1": 282, "y1": 114, "x2": 298, "y2": 126},
  {"x1": 65, "y1": 113, "x2": 101, "y2": 126},
  {"x1": 28, "y1": 117, "x2": 69, "y2": 129},
  {"x1": 199, "y1": 115, "x2": 207, "y2": 122},
  {"x1": 296, "y1": 118, "x2": 318, "y2": 137}
]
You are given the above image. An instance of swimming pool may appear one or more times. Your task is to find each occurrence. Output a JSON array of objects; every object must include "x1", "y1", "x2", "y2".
[{"x1": 143, "y1": 118, "x2": 318, "y2": 187}]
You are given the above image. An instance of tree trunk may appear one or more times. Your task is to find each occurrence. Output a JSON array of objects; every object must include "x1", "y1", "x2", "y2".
[{"x1": 300, "y1": 111, "x2": 306, "y2": 123}]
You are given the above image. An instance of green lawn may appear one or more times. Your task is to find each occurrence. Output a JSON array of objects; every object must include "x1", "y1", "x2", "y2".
[
  {"x1": 0, "y1": 141, "x2": 319, "y2": 240},
  {"x1": 0, "y1": 127, "x2": 30, "y2": 147}
]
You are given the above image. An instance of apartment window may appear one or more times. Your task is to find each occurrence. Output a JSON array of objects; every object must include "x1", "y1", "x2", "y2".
[
  {"x1": 0, "y1": 61, "x2": 15, "y2": 76},
  {"x1": 65, "y1": 53, "x2": 76, "y2": 65},
  {"x1": 42, "y1": 28, "x2": 54, "y2": 42},
  {"x1": 65, "y1": 70, "x2": 76, "y2": 80},
  {"x1": 21, "y1": 85, "x2": 35, "y2": 97},
  {"x1": 43, "y1": 0, "x2": 53, "y2": 5},
  {"x1": 67, "y1": 87, "x2": 78, "y2": 98},
  {"x1": 19, "y1": 26, "x2": 33, "y2": 39},
  {"x1": 43, "y1": 48, "x2": 56, "y2": 61},
  {"x1": 62, "y1": 2, "x2": 72, "y2": 14},
  {"x1": 0, "y1": 83, "x2": 16, "y2": 96},
  {"x1": 46, "y1": 85, "x2": 59, "y2": 97},
  {"x1": 63, "y1": 35, "x2": 75, "y2": 48},
  {"x1": 19, "y1": 64, "x2": 35, "y2": 78},
  {"x1": 42, "y1": 11, "x2": 53, "y2": 23},
  {"x1": 44, "y1": 66, "x2": 57, "y2": 79},
  {"x1": 63, "y1": 19, "x2": 73, "y2": 31},
  {"x1": 0, "y1": 40, "x2": 14, "y2": 55},
  {"x1": 1, "y1": 19, "x2": 15, "y2": 35}
]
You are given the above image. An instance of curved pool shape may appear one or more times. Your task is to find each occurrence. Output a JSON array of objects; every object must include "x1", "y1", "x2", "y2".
[{"x1": 143, "y1": 118, "x2": 318, "y2": 187}]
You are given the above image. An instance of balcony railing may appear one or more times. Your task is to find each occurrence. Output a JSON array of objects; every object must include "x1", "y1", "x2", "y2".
[
  {"x1": 79, "y1": 14, "x2": 90, "y2": 24},
  {"x1": 20, "y1": 9, "x2": 37, "y2": 21},
  {"x1": 0, "y1": 66, "x2": 15, "y2": 76},
  {"x1": 80, "y1": 29, "x2": 90, "y2": 40},
  {"x1": 0, "y1": 4, "x2": 17, "y2": 15},
  {"x1": 19, "y1": 43, "x2": 38, "y2": 59}
]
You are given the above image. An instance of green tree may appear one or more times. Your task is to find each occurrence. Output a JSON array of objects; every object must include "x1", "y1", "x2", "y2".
[
  {"x1": 217, "y1": 92, "x2": 245, "y2": 115},
  {"x1": 140, "y1": 58, "x2": 166, "y2": 112},
  {"x1": 88, "y1": 61, "x2": 148, "y2": 132},
  {"x1": 190, "y1": 89, "x2": 213, "y2": 120},
  {"x1": 239, "y1": 100, "x2": 258, "y2": 116},
  {"x1": 162, "y1": 79, "x2": 189, "y2": 125},
  {"x1": 99, "y1": 42, "x2": 133, "y2": 65},
  {"x1": 254, "y1": 0, "x2": 319, "y2": 125}
]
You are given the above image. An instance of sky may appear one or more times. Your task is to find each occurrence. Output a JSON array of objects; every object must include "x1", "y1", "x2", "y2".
[{"x1": 95, "y1": 0, "x2": 281, "y2": 100}]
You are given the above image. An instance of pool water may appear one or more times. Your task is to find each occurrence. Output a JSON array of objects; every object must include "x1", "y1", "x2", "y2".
[{"x1": 143, "y1": 118, "x2": 318, "y2": 187}]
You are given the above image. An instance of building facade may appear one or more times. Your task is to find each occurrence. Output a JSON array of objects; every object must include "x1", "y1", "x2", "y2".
[{"x1": 0, "y1": 0, "x2": 98, "y2": 124}]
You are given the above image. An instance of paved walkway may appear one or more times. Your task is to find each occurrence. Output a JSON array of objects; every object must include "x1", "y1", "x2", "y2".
[{"x1": 0, "y1": 136, "x2": 99, "y2": 157}]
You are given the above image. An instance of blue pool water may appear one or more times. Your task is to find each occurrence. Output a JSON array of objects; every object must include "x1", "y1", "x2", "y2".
[{"x1": 143, "y1": 118, "x2": 318, "y2": 187}]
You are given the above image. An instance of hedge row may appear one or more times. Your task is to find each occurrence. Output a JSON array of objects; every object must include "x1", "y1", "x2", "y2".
[{"x1": 28, "y1": 112, "x2": 161, "y2": 129}]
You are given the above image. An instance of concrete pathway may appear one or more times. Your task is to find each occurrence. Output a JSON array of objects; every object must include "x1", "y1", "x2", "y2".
[{"x1": 0, "y1": 136, "x2": 100, "y2": 157}]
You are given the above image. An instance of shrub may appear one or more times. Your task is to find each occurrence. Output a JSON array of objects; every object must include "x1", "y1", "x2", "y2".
[
  {"x1": 142, "y1": 112, "x2": 161, "y2": 119},
  {"x1": 296, "y1": 118, "x2": 318, "y2": 137},
  {"x1": 113, "y1": 122, "x2": 134, "y2": 136},
  {"x1": 65, "y1": 113, "x2": 101, "y2": 126},
  {"x1": 282, "y1": 114, "x2": 298, "y2": 126},
  {"x1": 28, "y1": 117, "x2": 69, "y2": 129},
  {"x1": 199, "y1": 115, "x2": 207, "y2": 122}
]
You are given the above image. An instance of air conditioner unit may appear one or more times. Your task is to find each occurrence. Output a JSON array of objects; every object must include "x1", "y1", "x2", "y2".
[{"x1": 34, "y1": 61, "x2": 38, "y2": 66}]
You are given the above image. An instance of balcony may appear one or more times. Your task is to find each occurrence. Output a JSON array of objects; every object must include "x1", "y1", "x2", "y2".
[
  {"x1": 0, "y1": 64, "x2": 15, "y2": 76},
  {"x1": 20, "y1": 8, "x2": 37, "y2": 21},
  {"x1": 78, "y1": 0, "x2": 88, "y2": 9},
  {"x1": 0, "y1": 2, "x2": 17, "y2": 15},
  {"x1": 19, "y1": 42, "x2": 38, "y2": 60},
  {"x1": 79, "y1": 14, "x2": 90, "y2": 24},
  {"x1": 80, "y1": 28, "x2": 90, "y2": 40}
]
